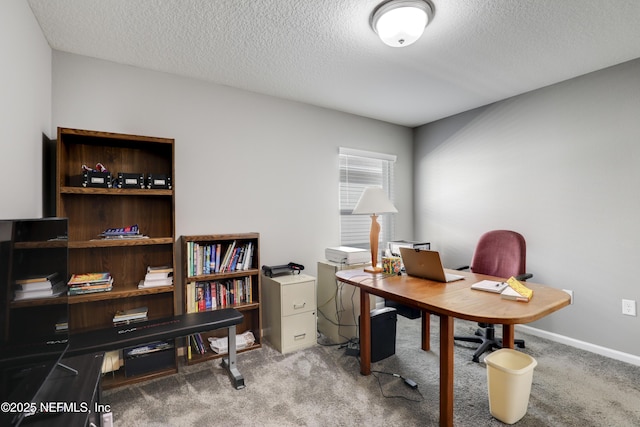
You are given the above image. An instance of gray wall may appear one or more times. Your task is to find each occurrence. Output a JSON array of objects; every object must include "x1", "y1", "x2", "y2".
[
  {"x1": 414, "y1": 58, "x2": 640, "y2": 359},
  {"x1": 0, "y1": 0, "x2": 51, "y2": 218},
  {"x1": 50, "y1": 52, "x2": 414, "y2": 281}
]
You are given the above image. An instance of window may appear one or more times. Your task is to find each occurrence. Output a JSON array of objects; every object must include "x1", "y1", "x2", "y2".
[{"x1": 339, "y1": 148, "x2": 396, "y2": 250}]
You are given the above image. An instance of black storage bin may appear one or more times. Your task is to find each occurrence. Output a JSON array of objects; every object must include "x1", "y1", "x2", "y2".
[{"x1": 124, "y1": 342, "x2": 175, "y2": 377}]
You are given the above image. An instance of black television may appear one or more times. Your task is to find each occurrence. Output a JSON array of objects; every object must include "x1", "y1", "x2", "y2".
[{"x1": 0, "y1": 218, "x2": 69, "y2": 426}]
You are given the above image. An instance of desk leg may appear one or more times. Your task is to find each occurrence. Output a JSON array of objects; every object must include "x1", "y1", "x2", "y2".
[
  {"x1": 359, "y1": 289, "x2": 371, "y2": 375},
  {"x1": 421, "y1": 311, "x2": 430, "y2": 351},
  {"x1": 502, "y1": 324, "x2": 515, "y2": 348},
  {"x1": 440, "y1": 315, "x2": 454, "y2": 427}
]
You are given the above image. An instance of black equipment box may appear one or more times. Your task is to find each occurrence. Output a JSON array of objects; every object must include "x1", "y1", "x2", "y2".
[
  {"x1": 361, "y1": 307, "x2": 397, "y2": 363},
  {"x1": 82, "y1": 171, "x2": 112, "y2": 188},
  {"x1": 146, "y1": 174, "x2": 172, "y2": 189},
  {"x1": 117, "y1": 172, "x2": 145, "y2": 189},
  {"x1": 385, "y1": 299, "x2": 421, "y2": 319},
  {"x1": 124, "y1": 341, "x2": 175, "y2": 377}
]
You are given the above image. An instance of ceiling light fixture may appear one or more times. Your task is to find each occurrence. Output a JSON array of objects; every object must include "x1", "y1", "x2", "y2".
[{"x1": 370, "y1": 0, "x2": 434, "y2": 48}]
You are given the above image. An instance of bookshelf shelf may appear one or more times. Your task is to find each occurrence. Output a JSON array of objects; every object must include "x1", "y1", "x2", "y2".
[
  {"x1": 180, "y1": 233, "x2": 262, "y2": 365},
  {"x1": 187, "y1": 267, "x2": 261, "y2": 282},
  {"x1": 60, "y1": 186, "x2": 172, "y2": 196},
  {"x1": 68, "y1": 237, "x2": 173, "y2": 249},
  {"x1": 56, "y1": 127, "x2": 177, "y2": 387},
  {"x1": 10, "y1": 296, "x2": 68, "y2": 309},
  {"x1": 66, "y1": 285, "x2": 175, "y2": 304}
]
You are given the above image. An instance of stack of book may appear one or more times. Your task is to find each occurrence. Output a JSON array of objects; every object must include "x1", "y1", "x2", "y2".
[
  {"x1": 56, "y1": 317, "x2": 69, "y2": 332},
  {"x1": 14, "y1": 273, "x2": 66, "y2": 301},
  {"x1": 98, "y1": 224, "x2": 147, "y2": 240},
  {"x1": 67, "y1": 272, "x2": 113, "y2": 295},
  {"x1": 113, "y1": 306, "x2": 148, "y2": 326},
  {"x1": 138, "y1": 266, "x2": 173, "y2": 289}
]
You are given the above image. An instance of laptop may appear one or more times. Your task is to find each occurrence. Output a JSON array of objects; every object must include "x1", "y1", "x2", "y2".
[{"x1": 399, "y1": 248, "x2": 464, "y2": 283}]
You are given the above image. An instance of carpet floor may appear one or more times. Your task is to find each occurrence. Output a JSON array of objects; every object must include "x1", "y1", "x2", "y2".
[{"x1": 103, "y1": 316, "x2": 640, "y2": 426}]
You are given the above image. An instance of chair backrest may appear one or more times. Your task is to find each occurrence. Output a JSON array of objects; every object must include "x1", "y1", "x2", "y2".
[{"x1": 470, "y1": 230, "x2": 527, "y2": 278}]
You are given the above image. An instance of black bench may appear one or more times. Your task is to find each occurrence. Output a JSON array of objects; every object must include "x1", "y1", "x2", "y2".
[{"x1": 67, "y1": 308, "x2": 245, "y2": 389}]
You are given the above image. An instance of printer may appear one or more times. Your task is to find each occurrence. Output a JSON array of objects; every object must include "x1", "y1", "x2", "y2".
[{"x1": 325, "y1": 246, "x2": 370, "y2": 265}]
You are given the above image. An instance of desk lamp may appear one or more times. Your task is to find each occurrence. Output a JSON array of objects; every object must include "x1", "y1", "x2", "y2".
[{"x1": 352, "y1": 186, "x2": 398, "y2": 273}]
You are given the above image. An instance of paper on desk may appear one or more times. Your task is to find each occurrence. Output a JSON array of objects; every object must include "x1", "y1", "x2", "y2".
[{"x1": 470, "y1": 280, "x2": 508, "y2": 293}]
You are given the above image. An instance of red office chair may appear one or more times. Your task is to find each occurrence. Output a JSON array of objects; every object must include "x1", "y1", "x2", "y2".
[{"x1": 454, "y1": 230, "x2": 532, "y2": 362}]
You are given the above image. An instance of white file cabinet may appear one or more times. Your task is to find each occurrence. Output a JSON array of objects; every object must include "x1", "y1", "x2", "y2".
[
  {"x1": 262, "y1": 273, "x2": 317, "y2": 354},
  {"x1": 317, "y1": 261, "x2": 377, "y2": 344}
]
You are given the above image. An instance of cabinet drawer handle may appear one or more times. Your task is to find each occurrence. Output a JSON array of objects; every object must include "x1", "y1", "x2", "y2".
[
  {"x1": 293, "y1": 302, "x2": 306, "y2": 309},
  {"x1": 293, "y1": 333, "x2": 306, "y2": 340}
]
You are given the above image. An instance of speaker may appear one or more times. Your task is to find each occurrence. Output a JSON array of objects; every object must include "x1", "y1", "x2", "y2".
[{"x1": 364, "y1": 307, "x2": 397, "y2": 362}]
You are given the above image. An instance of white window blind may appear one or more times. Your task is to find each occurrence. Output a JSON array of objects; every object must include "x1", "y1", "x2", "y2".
[{"x1": 339, "y1": 148, "x2": 396, "y2": 249}]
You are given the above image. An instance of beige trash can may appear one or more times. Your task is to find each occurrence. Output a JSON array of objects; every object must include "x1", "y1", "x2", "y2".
[{"x1": 485, "y1": 348, "x2": 537, "y2": 424}]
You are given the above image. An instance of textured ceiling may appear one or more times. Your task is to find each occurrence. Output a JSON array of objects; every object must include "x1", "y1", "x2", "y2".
[{"x1": 27, "y1": 0, "x2": 640, "y2": 127}]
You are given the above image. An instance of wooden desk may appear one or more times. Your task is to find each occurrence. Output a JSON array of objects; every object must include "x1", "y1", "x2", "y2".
[{"x1": 335, "y1": 269, "x2": 570, "y2": 427}]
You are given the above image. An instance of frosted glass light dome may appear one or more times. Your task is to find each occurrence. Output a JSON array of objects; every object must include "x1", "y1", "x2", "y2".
[{"x1": 371, "y1": 0, "x2": 434, "y2": 47}]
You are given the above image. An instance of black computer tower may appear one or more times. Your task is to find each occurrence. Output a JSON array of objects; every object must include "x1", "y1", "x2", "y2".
[{"x1": 362, "y1": 307, "x2": 397, "y2": 363}]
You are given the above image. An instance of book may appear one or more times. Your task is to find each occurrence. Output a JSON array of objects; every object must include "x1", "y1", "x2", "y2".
[
  {"x1": 220, "y1": 241, "x2": 236, "y2": 272},
  {"x1": 212, "y1": 282, "x2": 218, "y2": 308},
  {"x1": 471, "y1": 280, "x2": 509, "y2": 293},
  {"x1": 16, "y1": 272, "x2": 59, "y2": 286},
  {"x1": 113, "y1": 316, "x2": 148, "y2": 327},
  {"x1": 194, "y1": 333, "x2": 206, "y2": 354},
  {"x1": 196, "y1": 282, "x2": 207, "y2": 311},
  {"x1": 186, "y1": 282, "x2": 196, "y2": 313},
  {"x1": 99, "y1": 224, "x2": 140, "y2": 236},
  {"x1": 14, "y1": 281, "x2": 66, "y2": 301},
  {"x1": 55, "y1": 318, "x2": 68, "y2": 332},
  {"x1": 144, "y1": 271, "x2": 173, "y2": 281},
  {"x1": 501, "y1": 276, "x2": 534, "y2": 302},
  {"x1": 242, "y1": 242, "x2": 253, "y2": 270},
  {"x1": 68, "y1": 281, "x2": 113, "y2": 295},
  {"x1": 204, "y1": 284, "x2": 212, "y2": 310},
  {"x1": 16, "y1": 280, "x2": 54, "y2": 292},
  {"x1": 113, "y1": 306, "x2": 148, "y2": 322},
  {"x1": 215, "y1": 244, "x2": 221, "y2": 273},
  {"x1": 68, "y1": 272, "x2": 112, "y2": 285},
  {"x1": 147, "y1": 265, "x2": 173, "y2": 274},
  {"x1": 138, "y1": 278, "x2": 173, "y2": 288}
]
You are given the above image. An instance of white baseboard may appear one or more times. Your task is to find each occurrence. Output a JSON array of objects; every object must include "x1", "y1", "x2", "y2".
[{"x1": 515, "y1": 324, "x2": 640, "y2": 367}]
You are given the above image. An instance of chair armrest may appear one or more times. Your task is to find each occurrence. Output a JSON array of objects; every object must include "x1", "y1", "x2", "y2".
[{"x1": 456, "y1": 265, "x2": 470, "y2": 271}]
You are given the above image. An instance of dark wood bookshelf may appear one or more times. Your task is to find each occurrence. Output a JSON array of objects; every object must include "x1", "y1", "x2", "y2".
[
  {"x1": 56, "y1": 127, "x2": 177, "y2": 387},
  {"x1": 180, "y1": 233, "x2": 262, "y2": 365}
]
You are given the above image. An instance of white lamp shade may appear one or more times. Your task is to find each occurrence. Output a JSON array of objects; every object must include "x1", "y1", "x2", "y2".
[
  {"x1": 371, "y1": 0, "x2": 433, "y2": 48},
  {"x1": 352, "y1": 187, "x2": 398, "y2": 215}
]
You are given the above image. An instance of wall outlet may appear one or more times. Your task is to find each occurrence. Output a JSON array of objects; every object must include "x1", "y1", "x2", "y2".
[
  {"x1": 562, "y1": 289, "x2": 573, "y2": 305},
  {"x1": 622, "y1": 299, "x2": 636, "y2": 316}
]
